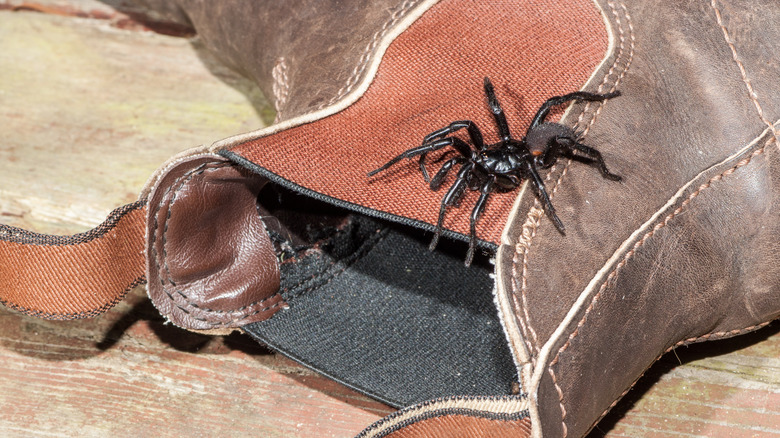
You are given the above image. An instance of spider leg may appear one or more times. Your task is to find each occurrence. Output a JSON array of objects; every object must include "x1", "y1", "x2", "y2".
[
  {"x1": 417, "y1": 135, "x2": 477, "y2": 181},
  {"x1": 430, "y1": 156, "x2": 468, "y2": 190},
  {"x1": 418, "y1": 120, "x2": 485, "y2": 180},
  {"x1": 430, "y1": 162, "x2": 473, "y2": 251},
  {"x1": 556, "y1": 136, "x2": 622, "y2": 181},
  {"x1": 527, "y1": 90, "x2": 621, "y2": 135},
  {"x1": 483, "y1": 77, "x2": 512, "y2": 141},
  {"x1": 368, "y1": 138, "x2": 465, "y2": 177},
  {"x1": 423, "y1": 120, "x2": 485, "y2": 150},
  {"x1": 534, "y1": 137, "x2": 562, "y2": 169},
  {"x1": 524, "y1": 161, "x2": 566, "y2": 234},
  {"x1": 465, "y1": 176, "x2": 496, "y2": 266},
  {"x1": 418, "y1": 155, "x2": 431, "y2": 182}
]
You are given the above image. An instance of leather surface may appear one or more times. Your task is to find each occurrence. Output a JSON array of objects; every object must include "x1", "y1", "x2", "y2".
[
  {"x1": 497, "y1": 1, "x2": 780, "y2": 436},
  {"x1": 146, "y1": 155, "x2": 284, "y2": 330},
  {"x1": 133, "y1": 0, "x2": 415, "y2": 121}
]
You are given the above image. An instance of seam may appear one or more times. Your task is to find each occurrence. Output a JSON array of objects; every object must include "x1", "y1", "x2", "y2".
[
  {"x1": 547, "y1": 367, "x2": 568, "y2": 437},
  {"x1": 518, "y1": 162, "x2": 574, "y2": 362},
  {"x1": 528, "y1": 120, "x2": 778, "y2": 429},
  {"x1": 579, "y1": 0, "x2": 635, "y2": 119},
  {"x1": 549, "y1": 133, "x2": 775, "y2": 432},
  {"x1": 281, "y1": 228, "x2": 389, "y2": 301},
  {"x1": 318, "y1": 0, "x2": 421, "y2": 110},
  {"x1": 511, "y1": 225, "x2": 540, "y2": 361},
  {"x1": 0, "y1": 200, "x2": 146, "y2": 246},
  {"x1": 515, "y1": 161, "x2": 574, "y2": 363},
  {"x1": 357, "y1": 394, "x2": 529, "y2": 438},
  {"x1": 508, "y1": 1, "x2": 634, "y2": 435},
  {"x1": 363, "y1": 409, "x2": 530, "y2": 438},
  {"x1": 547, "y1": 3, "x2": 634, "y2": 435},
  {"x1": 209, "y1": 0, "x2": 440, "y2": 153},
  {"x1": 551, "y1": 136, "x2": 772, "y2": 363},
  {"x1": 151, "y1": 162, "x2": 283, "y2": 328},
  {"x1": 672, "y1": 321, "x2": 772, "y2": 347},
  {"x1": 272, "y1": 57, "x2": 290, "y2": 123},
  {"x1": 512, "y1": 0, "x2": 633, "y2": 361},
  {"x1": 710, "y1": 0, "x2": 780, "y2": 148}
]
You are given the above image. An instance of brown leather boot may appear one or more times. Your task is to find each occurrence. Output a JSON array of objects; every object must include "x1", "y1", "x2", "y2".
[
  {"x1": 142, "y1": 1, "x2": 780, "y2": 436},
  {"x1": 2, "y1": 1, "x2": 777, "y2": 437},
  {"x1": 495, "y1": 1, "x2": 780, "y2": 436}
]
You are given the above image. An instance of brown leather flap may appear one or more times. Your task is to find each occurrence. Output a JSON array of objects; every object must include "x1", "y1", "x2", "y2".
[{"x1": 145, "y1": 154, "x2": 284, "y2": 331}]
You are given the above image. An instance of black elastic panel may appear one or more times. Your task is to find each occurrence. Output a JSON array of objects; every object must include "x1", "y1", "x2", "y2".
[{"x1": 243, "y1": 214, "x2": 516, "y2": 408}]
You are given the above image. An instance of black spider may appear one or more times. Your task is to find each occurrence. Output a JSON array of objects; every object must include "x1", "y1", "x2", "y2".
[{"x1": 368, "y1": 77, "x2": 621, "y2": 265}]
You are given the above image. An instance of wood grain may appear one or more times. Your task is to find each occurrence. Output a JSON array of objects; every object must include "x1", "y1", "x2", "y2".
[
  {"x1": 0, "y1": 6, "x2": 778, "y2": 438},
  {"x1": 0, "y1": 9, "x2": 391, "y2": 437}
]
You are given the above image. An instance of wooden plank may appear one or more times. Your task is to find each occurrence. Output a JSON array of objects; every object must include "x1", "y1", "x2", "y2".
[
  {"x1": 592, "y1": 324, "x2": 780, "y2": 437},
  {"x1": 0, "y1": 7, "x2": 778, "y2": 438},
  {"x1": 0, "y1": 10, "x2": 392, "y2": 438},
  {"x1": 0, "y1": 9, "x2": 272, "y2": 234},
  {"x1": 0, "y1": 0, "x2": 194, "y2": 36},
  {"x1": 0, "y1": 299, "x2": 393, "y2": 437}
]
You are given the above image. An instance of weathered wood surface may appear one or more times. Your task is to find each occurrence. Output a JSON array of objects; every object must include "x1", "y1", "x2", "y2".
[
  {"x1": 0, "y1": 7, "x2": 778, "y2": 438},
  {"x1": 0, "y1": 10, "x2": 392, "y2": 437}
]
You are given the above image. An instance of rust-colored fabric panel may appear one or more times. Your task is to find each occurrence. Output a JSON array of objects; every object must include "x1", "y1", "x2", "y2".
[
  {"x1": 0, "y1": 202, "x2": 146, "y2": 319},
  {"x1": 230, "y1": 0, "x2": 608, "y2": 245},
  {"x1": 384, "y1": 415, "x2": 532, "y2": 438}
]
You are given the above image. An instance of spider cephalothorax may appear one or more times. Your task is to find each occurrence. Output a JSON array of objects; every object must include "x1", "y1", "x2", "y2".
[{"x1": 368, "y1": 77, "x2": 622, "y2": 265}]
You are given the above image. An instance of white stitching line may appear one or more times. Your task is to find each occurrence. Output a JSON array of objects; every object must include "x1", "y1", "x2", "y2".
[
  {"x1": 539, "y1": 2, "x2": 778, "y2": 430},
  {"x1": 512, "y1": 0, "x2": 633, "y2": 367},
  {"x1": 272, "y1": 57, "x2": 290, "y2": 123},
  {"x1": 711, "y1": 0, "x2": 780, "y2": 149},
  {"x1": 208, "y1": 0, "x2": 439, "y2": 152},
  {"x1": 533, "y1": 123, "x2": 777, "y2": 436},
  {"x1": 511, "y1": 234, "x2": 540, "y2": 361},
  {"x1": 547, "y1": 1, "x2": 636, "y2": 438},
  {"x1": 508, "y1": 1, "x2": 633, "y2": 435},
  {"x1": 547, "y1": 3, "x2": 634, "y2": 435},
  {"x1": 547, "y1": 140, "x2": 768, "y2": 363},
  {"x1": 318, "y1": 0, "x2": 421, "y2": 110},
  {"x1": 514, "y1": 161, "x2": 574, "y2": 366},
  {"x1": 151, "y1": 162, "x2": 284, "y2": 328}
]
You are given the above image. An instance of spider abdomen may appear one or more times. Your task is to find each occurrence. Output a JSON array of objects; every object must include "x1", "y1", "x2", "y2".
[{"x1": 525, "y1": 122, "x2": 575, "y2": 157}]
